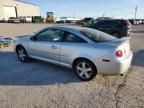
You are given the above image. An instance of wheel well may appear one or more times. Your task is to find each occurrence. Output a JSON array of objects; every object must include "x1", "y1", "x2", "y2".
[
  {"x1": 16, "y1": 45, "x2": 24, "y2": 53},
  {"x1": 72, "y1": 57, "x2": 97, "y2": 70},
  {"x1": 112, "y1": 31, "x2": 121, "y2": 35},
  {"x1": 112, "y1": 31, "x2": 121, "y2": 37}
]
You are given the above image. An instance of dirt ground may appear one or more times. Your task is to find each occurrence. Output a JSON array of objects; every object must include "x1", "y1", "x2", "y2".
[{"x1": 0, "y1": 23, "x2": 144, "y2": 108}]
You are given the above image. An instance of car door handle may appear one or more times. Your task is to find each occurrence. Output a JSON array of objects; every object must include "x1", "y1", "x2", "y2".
[{"x1": 51, "y1": 45, "x2": 57, "y2": 49}]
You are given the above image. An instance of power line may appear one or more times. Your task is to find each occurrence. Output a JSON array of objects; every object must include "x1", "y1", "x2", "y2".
[
  {"x1": 54, "y1": 4, "x2": 144, "y2": 19},
  {"x1": 54, "y1": 5, "x2": 144, "y2": 13}
]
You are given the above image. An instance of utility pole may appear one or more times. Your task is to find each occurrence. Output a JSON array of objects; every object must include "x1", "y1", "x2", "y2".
[{"x1": 134, "y1": 6, "x2": 137, "y2": 20}]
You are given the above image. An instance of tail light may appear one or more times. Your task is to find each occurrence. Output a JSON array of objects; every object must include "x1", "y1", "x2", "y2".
[{"x1": 116, "y1": 50, "x2": 123, "y2": 57}]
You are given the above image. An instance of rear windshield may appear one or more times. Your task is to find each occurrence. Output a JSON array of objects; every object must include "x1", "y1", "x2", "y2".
[{"x1": 80, "y1": 28, "x2": 116, "y2": 42}]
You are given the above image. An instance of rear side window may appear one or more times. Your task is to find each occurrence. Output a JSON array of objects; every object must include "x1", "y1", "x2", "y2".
[
  {"x1": 101, "y1": 20, "x2": 120, "y2": 26},
  {"x1": 107, "y1": 21, "x2": 120, "y2": 26},
  {"x1": 97, "y1": 21, "x2": 107, "y2": 26},
  {"x1": 80, "y1": 28, "x2": 116, "y2": 42},
  {"x1": 93, "y1": 21, "x2": 106, "y2": 27},
  {"x1": 62, "y1": 31, "x2": 87, "y2": 43}
]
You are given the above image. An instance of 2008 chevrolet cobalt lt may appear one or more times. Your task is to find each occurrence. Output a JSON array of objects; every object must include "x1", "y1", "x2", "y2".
[{"x1": 14, "y1": 26, "x2": 133, "y2": 81}]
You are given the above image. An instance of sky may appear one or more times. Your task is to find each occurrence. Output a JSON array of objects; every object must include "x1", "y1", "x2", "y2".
[{"x1": 21, "y1": 0, "x2": 144, "y2": 19}]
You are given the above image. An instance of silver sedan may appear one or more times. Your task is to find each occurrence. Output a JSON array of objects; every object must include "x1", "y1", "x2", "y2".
[{"x1": 14, "y1": 26, "x2": 133, "y2": 81}]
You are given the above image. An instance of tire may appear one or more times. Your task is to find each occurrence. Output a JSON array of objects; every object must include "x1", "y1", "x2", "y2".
[
  {"x1": 112, "y1": 32, "x2": 121, "y2": 38},
  {"x1": 16, "y1": 46, "x2": 30, "y2": 62},
  {"x1": 73, "y1": 59, "x2": 97, "y2": 81}
]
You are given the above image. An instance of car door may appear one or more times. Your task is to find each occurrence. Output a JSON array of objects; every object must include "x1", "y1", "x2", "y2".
[
  {"x1": 28, "y1": 29, "x2": 63, "y2": 62},
  {"x1": 60, "y1": 31, "x2": 87, "y2": 66}
]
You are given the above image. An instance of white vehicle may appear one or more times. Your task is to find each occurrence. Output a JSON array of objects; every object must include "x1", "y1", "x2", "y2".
[{"x1": 26, "y1": 16, "x2": 32, "y2": 23}]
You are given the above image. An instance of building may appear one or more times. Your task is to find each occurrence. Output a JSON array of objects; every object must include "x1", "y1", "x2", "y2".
[{"x1": 0, "y1": 0, "x2": 40, "y2": 21}]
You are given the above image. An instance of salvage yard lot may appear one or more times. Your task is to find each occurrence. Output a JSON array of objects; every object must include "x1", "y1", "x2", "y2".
[{"x1": 0, "y1": 24, "x2": 144, "y2": 108}]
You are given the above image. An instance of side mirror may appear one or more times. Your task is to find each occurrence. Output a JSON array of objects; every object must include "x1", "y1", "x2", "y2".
[{"x1": 30, "y1": 36, "x2": 36, "y2": 41}]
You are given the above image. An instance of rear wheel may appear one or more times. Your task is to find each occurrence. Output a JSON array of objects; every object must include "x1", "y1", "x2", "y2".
[
  {"x1": 74, "y1": 59, "x2": 97, "y2": 81},
  {"x1": 16, "y1": 46, "x2": 30, "y2": 62}
]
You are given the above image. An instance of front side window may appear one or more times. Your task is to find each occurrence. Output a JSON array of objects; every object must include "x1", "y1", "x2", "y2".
[
  {"x1": 95, "y1": 21, "x2": 106, "y2": 27},
  {"x1": 107, "y1": 21, "x2": 120, "y2": 26},
  {"x1": 35, "y1": 29, "x2": 64, "y2": 42}
]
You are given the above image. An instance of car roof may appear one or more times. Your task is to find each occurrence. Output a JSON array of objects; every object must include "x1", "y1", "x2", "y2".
[
  {"x1": 45, "y1": 25, "x2": 84, "y2": 31},
  {"x1": 34, "y1": 25, "x2": 85, "y2": 36}
]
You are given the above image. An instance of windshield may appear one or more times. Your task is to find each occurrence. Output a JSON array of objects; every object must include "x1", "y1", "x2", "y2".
[{"x1": 80, "y1": 28, "x2": 116, "y2": 42}]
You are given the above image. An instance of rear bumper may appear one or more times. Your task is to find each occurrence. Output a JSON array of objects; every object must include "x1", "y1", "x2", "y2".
[
  {"x1": 114, "y1": 52, "x2": 133, "y2": 74},
  {"x1": 96, "y1": 52, "x2": 133, "y2": 75}
]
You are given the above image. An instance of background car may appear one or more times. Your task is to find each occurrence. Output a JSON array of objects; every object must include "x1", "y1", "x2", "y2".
[
  {"x1": 19, "y1": 16, "x2": 26, "y2": 23},
  {"x1": 14, "y1": 26, "x2": 133, "y2": 81},
  {"x1": 25, "y1": 16, "x2": 32, "y2": 23},
  {"x1": 76, "y1": 19, "x2": 85, "y2": 25},
  {"x1": 76, "y1": 17, "x2": 94, "y2": 27},
  {"x1": 129, "y1": 19, "x2": 135, "y2": 25},
  {"x1": 142, "y1": 19, "x2": 144, "y2": 24},
  {"x1": 56, "y1": 20, "x2": 65, "y2": 23},
  {"x1": 8, "y1": 17, "x2": 20, "y2": 23},
  {"x1": 135, "y1": 19, "x2": 140, "y2": 24},
  {"x1": 92, "y1": 19, "x2": 132, "y2": 38},
  {"x1": 0, "y1": 36, "x2": 12, "y2": 47}
]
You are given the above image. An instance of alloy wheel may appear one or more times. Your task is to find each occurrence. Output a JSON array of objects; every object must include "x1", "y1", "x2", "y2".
[
  {"x1": 17, "y1": 47, "x2": 29, "y2": 62},
  {"x1": 76, "y1": 61, "x2": 93, "y2": 80}
]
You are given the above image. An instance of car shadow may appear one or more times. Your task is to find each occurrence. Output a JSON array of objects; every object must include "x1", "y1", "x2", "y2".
[
  {"x1": 1, "y1": 49, "x2": 143, "y2": 86},
  {"x1": 132, "y1": 49, "x2": 144, "y2": 68},
  {"x1": 0, "y1": 50, "x2": 81, "y2": 86}
]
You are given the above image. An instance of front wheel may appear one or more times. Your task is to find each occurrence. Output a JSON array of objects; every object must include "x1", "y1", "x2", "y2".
[
  {"x1": 74, "y1": 59, "x2": 97, "y2": 81},
  {"x1": 16, "y1": 46, "x2": 30, "y2": 62}
]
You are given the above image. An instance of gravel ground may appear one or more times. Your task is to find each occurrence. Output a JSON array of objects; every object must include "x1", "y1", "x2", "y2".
[{"x1": 0, "y1": 23, "x2": 144, "y2": 108}]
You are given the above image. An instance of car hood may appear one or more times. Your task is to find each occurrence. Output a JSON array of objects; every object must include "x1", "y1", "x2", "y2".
[
  {"x1": 14, "y1": 35, "x2": 31, "y2": 42},
  {"x1": 16, "y1": 35, "x2": 31, "y2": 39}
]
